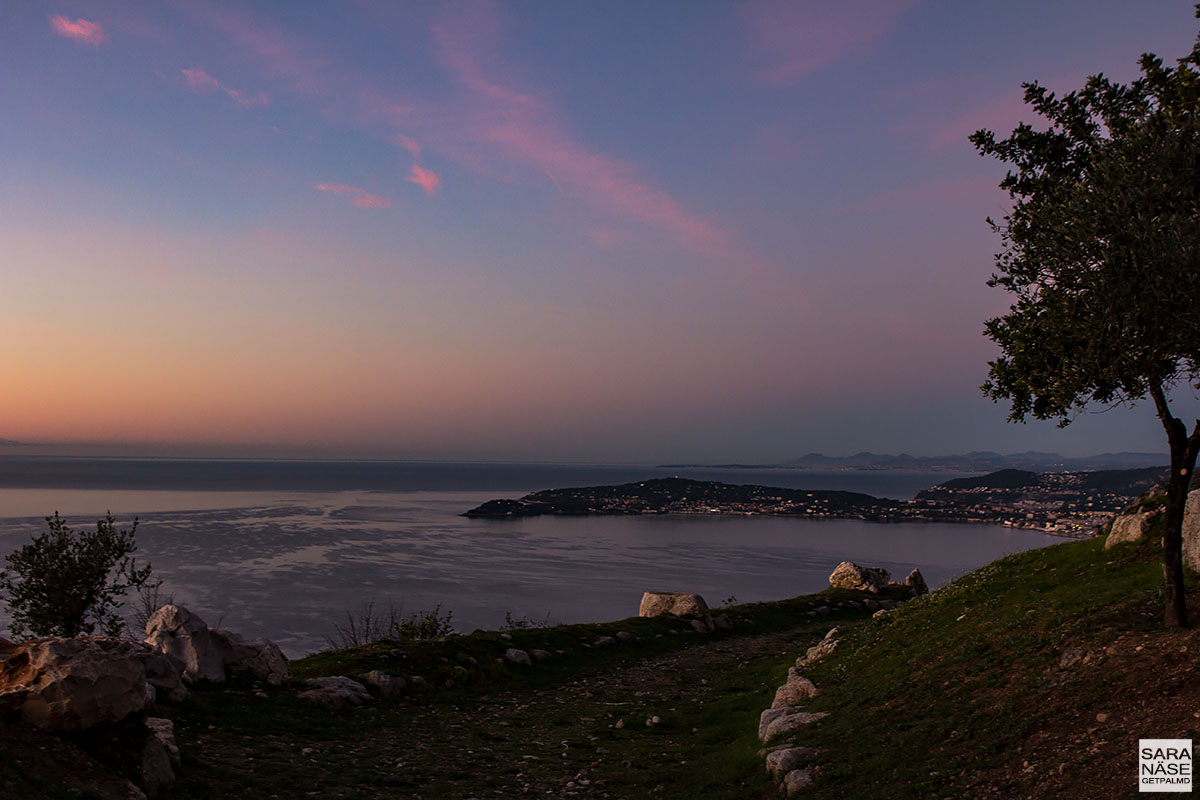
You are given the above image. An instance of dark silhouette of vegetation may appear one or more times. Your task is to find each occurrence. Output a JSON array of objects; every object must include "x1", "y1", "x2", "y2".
[
  {"x1": 324, "y1": 601, "x2": 455, "y2": 649},
  {"x1": 0, "y1": 513, "x2": 153, "y2": 638},
  {"x1": 972, "y1": 7, "x2": 1200, "y2": 626}
]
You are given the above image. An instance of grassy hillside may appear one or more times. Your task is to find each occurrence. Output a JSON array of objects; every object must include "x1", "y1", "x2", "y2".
[{"x1": 799, "y1": 532, "x2": 1196, "y2": 797}]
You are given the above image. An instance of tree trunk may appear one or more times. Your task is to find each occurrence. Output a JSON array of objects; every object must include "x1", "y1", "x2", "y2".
[
  {"x1": 1150, "y1": 383, "x2": 1200, "y2": 629},
  {"x1": 1162, "y1": 442, "x2": 1191, "y2": 629}
]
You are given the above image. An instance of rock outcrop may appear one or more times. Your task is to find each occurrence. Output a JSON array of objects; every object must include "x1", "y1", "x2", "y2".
[
  {"x1": 905, "y1": 568, "x2": 929, "y2": 596},
  {"x1": 0, "y1": 637, "x2": 146, "y2": 731},
  {"x1": 828, "y1": 561, "x2": 890, "y2": 593},
  {"x1": 143, "y1": 604, "x2": 291, "y2": 685},
  {"x1": 638, "y1": 591, "x2": 715, "y2": 632},
  {"x1": 1105, "y1": 506, "x2": 1161, "y2": 548}
]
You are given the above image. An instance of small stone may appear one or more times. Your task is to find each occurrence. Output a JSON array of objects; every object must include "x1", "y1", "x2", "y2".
[
  {"x1": 766, "y1": 747, "x2": 820, "y2": 779},
  {"x1": 783, "y1": 768, "x2": 814, "y2": 795},
  {"x1": 615, "y1": 631, "x2": 633, "y2": 643},
  {"x1": 614, "y1": 719, "x2": 625, "y2": 729},
  {"x1": 1096, "y1": 712, "x2": 1109, "y2": 723},
  {"x1": 504, "y1": 648, "x2": 532, "y2": 666},
  {"x1": 762, "y1": 711, "x2": 829, "y2": 741},
  {"x1": 594, "y1": 636, "x2": 616, "y2": 647}
]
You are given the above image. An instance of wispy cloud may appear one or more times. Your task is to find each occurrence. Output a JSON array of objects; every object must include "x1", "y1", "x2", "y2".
[
  {"x1": 406, "y1": 164, "x2": 441, "y2": 195},
  {"x1": 181, "y1": 68, "x2": 269, "y2": 109},
  {"x1": 741, "y1": 0, "x2": 914, "y2": 84},
  {"x1": 314, "y1": 183, "x2": 391, "y2": 209},
  {"x1": 430, "y1": 9, "x2": 730, "y2": 255},
  {"x1": 181, "y1": 67, "x2": 219, "y2": 92},
  {"x1": 225, "y1": 87, "x2": 269, "y2": 109},
  {"x1": 185, "y1": 5, "x2": 752, "y2": 263},
  {"x1": 49, "y1": 15, "x2": 106, "y2": 47}
]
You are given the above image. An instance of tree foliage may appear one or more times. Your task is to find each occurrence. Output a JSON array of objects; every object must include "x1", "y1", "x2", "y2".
[
  {"x1": 972, "y1": 8, "x2": 1200, "y2": 626},
  {"x1": 0, "y1": 513, "x2": 152, "y2": 639}
]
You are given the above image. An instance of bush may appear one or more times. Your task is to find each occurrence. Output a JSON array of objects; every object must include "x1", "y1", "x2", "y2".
[
  {"x1": 0, "y1": 512, "x2": 153, "y2": 639},
  {"x1": 325, "y1": 602, "x2": 455, "y2": 649}
]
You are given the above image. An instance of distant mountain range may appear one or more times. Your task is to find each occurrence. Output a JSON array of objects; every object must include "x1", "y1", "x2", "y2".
[{"x1": 661, "y1": 451, "x2": 1167, "y2": 472}]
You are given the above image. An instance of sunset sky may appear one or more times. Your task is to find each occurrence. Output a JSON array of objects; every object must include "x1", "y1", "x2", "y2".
[{"x1": 2, "y1": 1, "x2": 1197, "y2": 463}]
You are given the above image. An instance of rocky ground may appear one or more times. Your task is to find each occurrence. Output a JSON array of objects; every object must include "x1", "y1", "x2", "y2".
[{"x1": 170, "y1": 624, "x2": 832, "y2": 799}]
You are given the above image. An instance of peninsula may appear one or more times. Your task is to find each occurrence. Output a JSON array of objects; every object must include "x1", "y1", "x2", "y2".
[{"x1": 463, "y1": 467, "x2": 1167, "y2": 536}]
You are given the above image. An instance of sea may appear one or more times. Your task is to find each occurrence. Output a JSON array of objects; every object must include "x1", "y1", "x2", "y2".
[{"x1": 0, "y1": 457, "x2": 1060, "y2": 656}]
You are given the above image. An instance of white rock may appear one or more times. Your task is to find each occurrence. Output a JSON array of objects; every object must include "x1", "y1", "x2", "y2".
[
  {"x1": 298, "y1": 676, "x2": 372, "y2": 708},
  {"x1": 766, "y1": 747, "x2": 820, "y2": 779},
  {"x1": 763, "y1": 711, "x2": 829, "y2": 741},
  {"x1": 828, "y1": 562, "x2": 890, "y2": 593},
  {"x1": 504, "y1": 648, "x2": 532, "y2": 666},
  {"x1": 359, "y1": 669, "x2": 406, "y2": 698},
  {"x1": 144, "y1": 604, "x2": 290, "y2": 685},
  {"x1": 639, "y1": 591, "x2": 714, "y2": 632},
  {"x1": 0, "y1": 637, "x2": 146, "y2": 731},
  {"x1": 758, "y1": 707, "x2": 790, "y2": 740},
  {"x1": 784, "y1": 767, "x2": 815, "y2": 795}
]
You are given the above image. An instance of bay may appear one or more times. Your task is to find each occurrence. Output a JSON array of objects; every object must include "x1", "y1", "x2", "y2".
[{"x1": 0, "y1": 458, "x2": 1059, "y2": 656}]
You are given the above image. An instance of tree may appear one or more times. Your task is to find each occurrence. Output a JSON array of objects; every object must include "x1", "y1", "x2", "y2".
[
  {"x1": 0, "y1": 512, "x2": 152, "y2": 638},
  {"x1": 971, "y1": 8, "x2": 1200, "y2": 627}
]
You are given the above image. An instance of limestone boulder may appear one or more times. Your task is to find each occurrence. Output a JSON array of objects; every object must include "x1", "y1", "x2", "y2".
[
  {"x1": 504, "y1": 648, "x2": 532, "y2": 666},
  {"x1": 298, "y1": 676, "x2": 372, "y2": 709},
  {"x1": 762, "y1": 711, "x2": 829, "y2": 741},
  {"x1": 224, "y1": 631, "x2": 290, "y2": 686},
  {"x1": 137, "y1": 647, "x2": 189, "y2": 703},
  {"x1": 141, "y1": 717, "x2": 182, "y2": 790},
  {"x1": 639, "y1": 591, "x2": 714, "y2": 632},
  {"x1": 359, "y1": 669, "x2": 407, "y2": 698},
  {"x1": 144, "y1": 604, "x2": 290, "y2": 685},
  {"x1": 828, "y1": 561, "x2": 890, "y2": 593},
  {"x1": 796, "y1": 628, "x2": 839, "y2": 669},
  {"x1": 144, "y1": 605, "x2": 228, "y2": 683},
  {"x1": 905, "y1": 568, "x2": 929, "y2": 596},
  {"x1": 1105, "y1": 507, "x2": 1161, "y2": 549},
  {"x1": 784, "y1": 768, "x2": 815, "y2": 795},
  {"x1": 0, "y1": 637, "x2": 146, "y2": 731},
  {"x1": 766, "y1": 747, "x2": 820, "y2": 780}
]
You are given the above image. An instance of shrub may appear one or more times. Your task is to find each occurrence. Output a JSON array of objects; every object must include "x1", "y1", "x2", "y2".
[
  {"x1": 325, "y1": 602, "x2": 455, "y2": 649},
  {"x1": 0, "y1": 512, "x2": 153, "y2": 639},
  {"x1": 500, "y1": 610, "x2": 552, "y2": 631}
]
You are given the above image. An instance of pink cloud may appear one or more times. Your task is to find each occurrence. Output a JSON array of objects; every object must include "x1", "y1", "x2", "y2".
[
  {"x1": 393, "y1": 134, "x2": 422, "y2": 159},
  {"x1": 184, "y1": 5, "x2": 765, "y2": 270},
  {"x1": 181, "y1": 68, "x2": 269, "y2": 109},
  {"x1": 431, "y1": 12, "x2": 730, "y2": 256},
  {"x1": 928, "y1": 88, "x2": 1030, "y2": 149},
  {"x1": 224, "y1": 87, "x2": 270, "y2": 109},
  {"x1": 406, "y1": 164, "x2": 441, "y2": 195},
  {"x1": 49, "y1": 15, "x2": 106, "y2": 47},
  {"x1": 314, "y1": 183, "x2": 391, "y2": 209},
  {"x1": 741, "y1": 0, "x2": 914, "y2": 84},
  {"x1": 181, "y1": 68, "x2": 219, "y2": 92},
  {"x1": 586, "y1": 228, "x2": 622, "y2": 249}
]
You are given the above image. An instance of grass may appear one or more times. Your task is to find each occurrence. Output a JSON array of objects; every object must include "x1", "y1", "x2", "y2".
[
  {"x1": 798, "y1": 533, "x2": 1169, "y2": 797},
  {"x1": 156, "y1": 588, "x2": 898, "y2": 799}
]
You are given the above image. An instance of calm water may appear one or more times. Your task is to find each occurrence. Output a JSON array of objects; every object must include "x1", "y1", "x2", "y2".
[{"x1": 0, "y1": 458, "x2": 1059, "y2": 656}]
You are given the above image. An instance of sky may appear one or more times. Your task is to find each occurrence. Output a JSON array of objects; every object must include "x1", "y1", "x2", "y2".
[{"x1": 2, "y1": 1, "x2": 1198, "y2": 464}]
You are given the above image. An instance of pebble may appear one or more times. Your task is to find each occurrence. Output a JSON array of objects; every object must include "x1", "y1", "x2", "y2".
[
  {"x1": 1096, "y1": 713, "x2": 1109, "y2": 723},
  {"x1": 614, "y1": 719, "x2": 625, "y2": 729}
]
